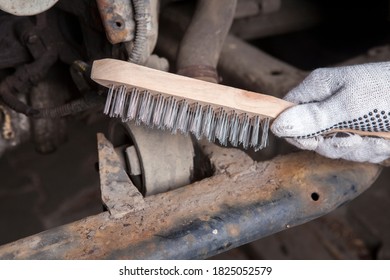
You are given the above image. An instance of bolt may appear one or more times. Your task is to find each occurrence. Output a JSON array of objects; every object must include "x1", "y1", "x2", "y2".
[{"x1": 125, "y1": 145, "x2": 141, "y2": 176}]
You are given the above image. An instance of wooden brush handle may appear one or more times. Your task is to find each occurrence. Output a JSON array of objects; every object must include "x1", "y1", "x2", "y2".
[
  {"x1": 91, "y1": 59, "x2": 390, "y2": 140},
  {"x1": 91, "y1": 59, "x2": 294, "y2": 118}
]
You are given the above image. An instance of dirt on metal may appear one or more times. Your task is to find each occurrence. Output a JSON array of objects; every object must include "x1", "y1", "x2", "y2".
[{"x1": 0, "y1": 141, "x2": 381, "y2": 259}]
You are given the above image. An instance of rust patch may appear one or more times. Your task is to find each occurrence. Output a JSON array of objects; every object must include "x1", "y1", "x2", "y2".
[
  {"x1": 226, "y1": 224, "x2": 240, "y2": 238},
  {"x1": 96, "y1": 0, "x2": 135, "y2": 44},
  {"x1": 97, "y1": 133, "x2": 145, "y2": 218}
]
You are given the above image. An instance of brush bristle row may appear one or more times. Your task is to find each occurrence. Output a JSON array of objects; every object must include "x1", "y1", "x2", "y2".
[{"x1": 105, "y1": 85, "x2": 270, "y2": 151}]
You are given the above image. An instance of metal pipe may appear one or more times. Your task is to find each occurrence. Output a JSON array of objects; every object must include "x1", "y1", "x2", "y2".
[
  {"x1": 35, "y1": 91, "x2": 105, "y2": 118},
  {"x1": 219, "y1": 34, "x2": 307, "y2": 98},
  {"x1": 157, "y1": 4, "x2": 306, "y2": 97},
  {"x1": 0, "y1": 140, "x2": 381, "y2": 259},
  {"x1": 157, "y1": 30, "x2": 306, "y2": 98},
  {"x1": 176, "y1": 0, "x2": 237, "y2": 83}
]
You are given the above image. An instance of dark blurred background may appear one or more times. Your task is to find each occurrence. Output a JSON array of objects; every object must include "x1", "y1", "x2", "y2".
[{"x1": 0, "y1": 0, "x2": 390, "y2": 259}]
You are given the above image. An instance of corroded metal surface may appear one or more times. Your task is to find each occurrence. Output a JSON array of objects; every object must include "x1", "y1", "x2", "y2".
[
  {"x1": 96, "y1": 0, "x2": 135, "y2": 44},
  {"x1": 0, "y1": 105, "x2": 14, "y2": 140},
  {"x1": 98, "y1": 133, "x2": 145, "y2": 218},
  {"x1": 0, "y1": 140, "x2": 381, "y2": 259},
  {"x1": 0, "y1": 102, "x2": 30, "y2": 157}
]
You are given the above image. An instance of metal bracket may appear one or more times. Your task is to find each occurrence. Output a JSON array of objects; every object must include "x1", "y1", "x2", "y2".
[{"x1": 97, "y1": 133, "x2": 145, "y2": 219}]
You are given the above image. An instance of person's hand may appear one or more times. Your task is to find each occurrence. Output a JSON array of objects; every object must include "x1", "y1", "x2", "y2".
[{"x1": 271, "y1": 62, "x2": 390, "y2": 163}]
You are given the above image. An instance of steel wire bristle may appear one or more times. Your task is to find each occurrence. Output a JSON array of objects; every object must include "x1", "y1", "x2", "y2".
[
  {"x1": 103, "y1": 85, "x2": 271, "y2": 150},
  {"x1": 109, "y1": 85, "x2": 125, "y2": 118},
  {"x1": 108, "y1": 86, "x2": 119, "y2": 117},
  {"x1": 104, "y1": 85, "x2": 115, "y2": 115},
  {"x1": 250, "y1": 115, "x2": 260, "y2": 149},
  {"x1": 163, "y1": 97, "x2": 178, "y2": 130},
  {"x1": 189, "y1": 103, "x2": 203, "y2": 139},
  {"x1": 175, "y1": 100, "x2": 190, "y2": 134},
  {"x1": 259, "y1": 117, "x2": 270, "y2": 151},
  {"x1": 152, "y1": 94, "x2": 165, "y2": 128},
  {"x1": 215, "y1": 109, "x2": 229, "y2": 146},
  {"x1": 125, "y1": 88, "x2": 140, "y2": 121},
  {"x1": 239, "y1": 114, "x2": 250, "y2": 149},
  {"x1": 202, "y1": 105, "x2": 215, "y2": 142},
  {"x1": 228, "y1": 112, "x2": 240, "y2": 147}
]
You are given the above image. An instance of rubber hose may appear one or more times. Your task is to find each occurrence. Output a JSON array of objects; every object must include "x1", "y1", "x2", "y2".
[
  {"x1": 0, "y1": 52, "x2": 57, "y2": 116},
  {"x1": 127, "y1": 0, "x2": 148, "y2": 64},
  {"x1": 176, "y1": 0, "x2": 237, "y2": 82},
  {"x1": 35, "y1": 91, "x2": 105, "y2": 118}
]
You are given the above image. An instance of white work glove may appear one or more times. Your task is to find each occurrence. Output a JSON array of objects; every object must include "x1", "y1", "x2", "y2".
[{"x1": 271, "y1": 62, "x2": 390, "y2": 164}]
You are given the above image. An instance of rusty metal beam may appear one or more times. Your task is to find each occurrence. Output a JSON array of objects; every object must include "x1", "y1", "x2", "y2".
[
  {"x1": 218, "y1": 34, "x2": 306, "y2": 98},
  {"x1": 0, "y1": 139, "x2": 381, "y2": 259}
]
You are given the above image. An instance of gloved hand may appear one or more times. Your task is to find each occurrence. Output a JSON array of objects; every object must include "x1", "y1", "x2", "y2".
[{"x1": 271, "y1": 62, "x2": 390, "y2": 163}]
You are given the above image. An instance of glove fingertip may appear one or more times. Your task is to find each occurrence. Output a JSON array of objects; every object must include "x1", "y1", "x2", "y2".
[
  {"x1": 271, "y1": 106, "x2": 312, "y2": 138},
  {"x1": 286, "y1": 137, "x2": 320, "y2": 151}
]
